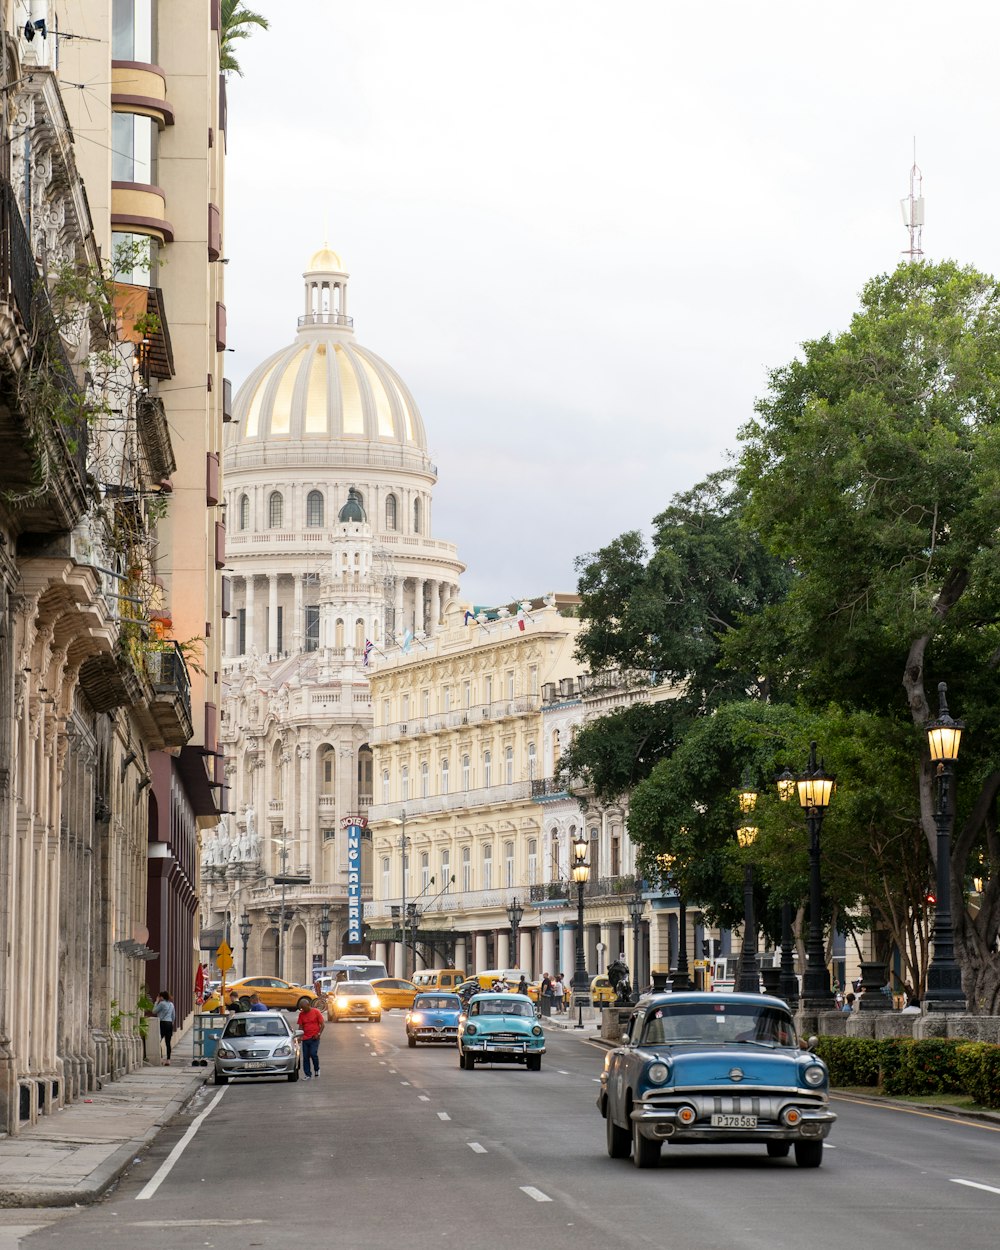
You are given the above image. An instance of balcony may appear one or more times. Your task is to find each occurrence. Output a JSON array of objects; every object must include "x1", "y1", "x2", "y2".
[
  {"x1": 530, "y1": 874, "x2": 640, "y2": 904},
  {"x1": 530, "y1": 775, "x2": 583, "y2": 802},
  {"x1": 368, "y1": 781, "x2": 531, "y2": 823},
  {"x1": 297, "y1": 311, "x2": 353, "y2": 329},
  {"x1": 133, "y1": 641, "x2": 193, "y2": 748}
]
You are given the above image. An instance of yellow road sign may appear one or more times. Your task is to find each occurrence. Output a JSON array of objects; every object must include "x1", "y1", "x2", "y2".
[{"x1": 216, "y1": 940, "x2": 233, "y2": 973}]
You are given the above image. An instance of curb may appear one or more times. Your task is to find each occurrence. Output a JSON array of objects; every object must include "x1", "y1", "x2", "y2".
[{"x1": 831, "y1": 1089, "x2": 1000, "y2": 1127}]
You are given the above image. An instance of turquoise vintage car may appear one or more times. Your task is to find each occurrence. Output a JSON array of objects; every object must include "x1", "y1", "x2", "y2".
[
  {"x1": 599, "y1": 992, "x2": 836, "y2": 1169},
  {"x1": 457, "y1": 993, "x2": 545, "y2": 1070}
]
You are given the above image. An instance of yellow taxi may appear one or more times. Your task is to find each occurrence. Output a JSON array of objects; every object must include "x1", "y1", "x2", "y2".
[
  {"x1": 370, "y1": 978, "x2": 418, "y2": 1012},
  {"x1": 590, "y1": 975, "x2": 616, "y2": 1005},
  {"x1": 206, "y1": 976, "x2": 319, "y2": 1013}
]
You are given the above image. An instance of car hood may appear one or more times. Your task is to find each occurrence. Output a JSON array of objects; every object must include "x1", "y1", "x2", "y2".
[
  {"x1": 413, "y1": 1010, "x2": 460, "y2": 1022},
  {"x1": 637, "y1": 1045, "x2": 816, "y2": 1088},
  {"x1": 471, "y1": 1017, "x2": 535, "y2": 1031}
]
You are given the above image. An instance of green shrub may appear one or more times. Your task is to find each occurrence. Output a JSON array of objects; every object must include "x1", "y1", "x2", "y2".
[
  {"x1": 883, "y1": 1038, "x2": 966, "y2": 1096},
  {"x1": 814, "y1": 1036, "x2": 883, "y2": 1086},
  {"x1": 955, "y1": 1042, "x2": 1000, "y2": 1110}
]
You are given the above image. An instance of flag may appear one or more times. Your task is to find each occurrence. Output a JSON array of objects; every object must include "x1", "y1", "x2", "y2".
[
  {"x1": 401, "y1": 630, "x2": 413, "y2": 653},
  {"x1": 517, "y1": 608, "x2": 526, "y2": 631},
  {"x1": 464, "y1": 610, "x2": 474, "y2": 625},
  {"x1": 363, "y1": 639, "x2": 373, "y2": 666}
]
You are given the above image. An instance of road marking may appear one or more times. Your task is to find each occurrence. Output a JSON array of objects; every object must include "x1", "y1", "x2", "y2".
[
  {"x1": 437, "y1": 1112, "x2": 451, "y2": 1121},
  {"x1": 379, "y1": 1061, "x2": 387, "y2": 1065},
  {"x1": 389, "y1": 1069, "x2": 397, "y2": 1074},
  {"x1": 832, "y1": 1093, "x2": 1000, "y2": 1134},
  {"x1": 468, "y1": 1142, "x2": 487, "y2": 1153},
  {"x1": 558, "y1": 1070, "x2": 570, "y2": 1075},
  {"x1": 401, "y1": 1081, "x2": 411, "y2": 1086},
  {"x1": 419, "y1": 1095, "x2": 430, "y2": 1101},
  {"x1": 591, "y1": 1078, "x2": 601, "y2": 1083},
  {"x1": 520, "y1": 1186, "x2": 552, "y2": 1202},
  {"x1": 953, "y1": 1179, "x2": 1000, "y2": 1196},
  {"x1": 135, "y1": 1087, "x2": 228, "y2": 1201}
]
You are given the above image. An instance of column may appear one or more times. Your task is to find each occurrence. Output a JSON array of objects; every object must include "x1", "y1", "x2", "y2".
[
  {"x1": 599, "y1": 922, "x2": 614, "y2": 976},
  {"x1": 413, "y1": 578, "x2": 425, "y2": 634},
  {"x1": 474, "y1": 932, "x2": 488, "y2": 973},
  {"x1": 375, "y1": 941, "x2": 388, "y2": 967},
  {"x1": 244, "y1": 575, "x2": 256, "y2": 653},
  {"x1": 649, "y1": 904, "x2": 671, "y2": 976},
  {"x1": 394, "y1": 578, "x2": 405, "y2": 641},
  {"x1": 454, "y1": 936, "x2": 468, "y2": 974},
  {"x1": 497, "y1": 932, "x2": 510, "y2": 970},
  {"x1": 268, "y1": 574, "x2": 279, "y2": 655},
  {"x1": 519, "y1": 930, "x2": 534, "y2": 978},
  {"x1": 393, "y1": 940, "x2": 406, "y2": 979},
  {"x1": 631, "y1": 915, "x2": 645, "y2": 992},
  {"x1": 293, "y1": 574, "x2": 304, "y2": 651},
  {"x1": 540, "y1": 923, "x2": 557, "y2": 976},
  {"x1": 429, "y1": 581, "x2": 441, "y2": 635},
  {"x1": 559, "y1": 922, "x2": 575, "y2": 980}
]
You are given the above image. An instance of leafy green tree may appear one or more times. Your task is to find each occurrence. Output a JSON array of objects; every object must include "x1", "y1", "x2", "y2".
[
  {"x1": 220, "y1": 1, "x2": 269, "y2": 76},
  {"x1": 738, "y1": 260, "x2": 1000, "y2": 1012}
]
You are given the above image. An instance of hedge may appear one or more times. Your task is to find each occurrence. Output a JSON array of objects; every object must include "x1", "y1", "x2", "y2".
[{"x1": 813, "y1": 1035, "x2": 1000, "y2": 1109}]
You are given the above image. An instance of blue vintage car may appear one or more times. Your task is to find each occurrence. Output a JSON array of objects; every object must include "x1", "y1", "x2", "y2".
[
  {"x1": 457, "y1": 993, "x2": 545, "y2": 1070},
  {"x1": 599, "y1": 992, "x2": 836, "y2": 1168},
  {"x1": 406, "y1": 992, "x2": 462, "y2": 1047}
]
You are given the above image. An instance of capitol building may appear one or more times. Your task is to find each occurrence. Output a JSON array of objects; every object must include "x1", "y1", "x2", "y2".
[{"x1": 206, "y1": 247, "x2": 464, "y2": 979}]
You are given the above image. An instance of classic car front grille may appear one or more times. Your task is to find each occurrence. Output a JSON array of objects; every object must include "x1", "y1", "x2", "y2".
[
  {"x1": 642, "y1": 1087, "x2": 825, "y2": 1120},
  {"x1": 489, "y1": 1031, "x2": 525, "y2": 1041}
]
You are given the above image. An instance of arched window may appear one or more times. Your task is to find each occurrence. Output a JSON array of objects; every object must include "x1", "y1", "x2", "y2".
[
  {"x1": 441, "y1": 758, "x2": 450, "y2": 795},
  {"x1": 239, "y1": 493, "x2": 250, "y2": 530},
  {"x1": 382, "y1": 769, "x2": 390, "y2": 804},
  {"x1": 381, "y1": 857, "x2": 390, "y2": 901},
  {"x1": 306, "y1": 490, "x2": 324, "y2": 527},
  {"x1": 527, "y1": 742, "x2": 537, "y2": 780},
  {"x1": 420, "y1": 761, "x2": 429, "y2": 798},
  {"x1": 386, "y1": 494, "x2": 397, "y2": 531},
  {"x1": 483, "y1": 750, "x2": 492, "y2": 789},
  {"x1": 268, "y1": 491, "x2": 283, "y2": 529},
  {"x1": 482, "y1": 843, "x2": 493, "y2": 890},
  {"x1": 441, "y1": 849, "x2": 450, "y2": 888},
  {"x1": 413, "y1": 497, "x2": 422, "y2": 533},
  {"x1": 335, "y1": 618, "x2": 345, "y2": 648},
  {"x1": 504, "y1": 841, "x2": 514, "y2": 888},
  {"x1": 421, "y1": 850, "x2": 430, "y2": 892},
  {"x1": 401, "y1": 765, "x2": 409, "y2": 802},
  {"x1": 504, "y1": 745, "x2": 514, "y2": 785},
  {"x1": 320, "y1": 745, "x2": 335, "y2": 795},
  {"x1": 462, "y1": 845, "x2": 472, "y2": 892},
  {"x1": 461, "y1": 754, "x2": 470, "y2": 791},
  {"x1": 527, "y1": 838, "x2": 538, "y2": 885},
  {"x1": 355, "y1": 618, "x2": 364, "y2": 650}
]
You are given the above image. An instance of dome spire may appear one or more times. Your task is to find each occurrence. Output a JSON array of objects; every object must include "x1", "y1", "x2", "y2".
[{"x1": 301, "y1": 244, "x2": 352, "y2": 331}]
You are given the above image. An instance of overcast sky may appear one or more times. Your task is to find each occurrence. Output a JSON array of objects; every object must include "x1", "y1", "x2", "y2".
[{"x1": 225, "y1": 2, "x2": 998, "y2": 606}]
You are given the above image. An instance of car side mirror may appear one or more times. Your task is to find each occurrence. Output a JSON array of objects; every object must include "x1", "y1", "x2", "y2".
[
  {"x1": 294, "y1": 1029, "x2": 304, "y2": 1039},
  {"x1": 620, "y1": 1030, "x2": 631, "y2": 1045},
  {"x1": 801, "y1": 1034, "x2": 818, "y2": 1052}
]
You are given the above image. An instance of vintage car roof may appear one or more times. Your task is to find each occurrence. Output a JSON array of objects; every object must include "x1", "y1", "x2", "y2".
[
  {"x1": 637, "y1": 991, "x2": 791, "y2": 1009},
  {"x1": 468, "y1": 992, "x2": 533, "y2": 1003}
]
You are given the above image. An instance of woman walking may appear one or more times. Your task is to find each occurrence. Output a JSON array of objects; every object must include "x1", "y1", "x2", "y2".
[{"x1": 153, "y1": 991, "x2": 175, "y2": 1065}]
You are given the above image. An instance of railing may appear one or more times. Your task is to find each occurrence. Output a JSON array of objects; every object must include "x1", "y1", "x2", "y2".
[
  {"x1": 297, "y1": 311, "x2": 354, "y2": 328},
  {"x1": 377, "y1": 697, "x2": 543, "y2": 743},
  {"x1": 368, "y1": 781, "x2": 531, "y2": 823},
  {"x1": 144, "y1": 642, "x2": 192, "y2": 722},
  {"x1": 529, "y1": 874, "x2": 639, "y2": 903},
  {"x1": 365, "y1": 883, "x2": 525, "y2": 921}
]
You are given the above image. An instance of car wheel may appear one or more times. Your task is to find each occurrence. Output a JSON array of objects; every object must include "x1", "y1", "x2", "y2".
[
  {"x1": 407, "y1": 1035, "x2": 417, "y2": 1048},
  {"x1": 526, "y1": 1054, "x2": 541, "y2": 1072},
  {"x1": 632, "y1": 1116, "x2": 661, "y2": 1169},
  {"x1": 794, "y1": 1140, "x2": 823, "y2": 1168},
  {"x1": 606, "y1": 1102, "x2": 631, "y2": 1159},
  {"x1": 213, "y1": 1070, "x2": 228, "y2": 1085},
  {"x1": 287, "y1": 1067, "x2": 299, "y2": 1083},
  {"x1": 767, "y1": 1141, "x2": 791, "y2": 1158}
]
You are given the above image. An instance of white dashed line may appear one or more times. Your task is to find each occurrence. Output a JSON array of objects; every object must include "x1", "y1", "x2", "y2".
[
  {"x1": 468, "y1": 1142, "x2": 487, "y2": 1153},
  {"x1": 591, "y1": 1078, "x2": 601, "y2": 1083},
  {"x1": 419, "y1": 1095, "x2": 430, "y2": 1101},
  {"x1": 400, "y1": 1081, "x2": 411, "y2": 1086},
  {"x1": 389, "y1": 1069, "x2": 396, "y2": 1074},
  {"x1": 558, "y1": 1070, "x2": 570, "y2": 1075},
  {"x1": 953, "y1": 1179, "x2": 1000, "y2": 1196},
  {"x1": 379, "y1": 1061, "x2": 386, "y2": 1065},
  {"x1": 437, "y1": 1112, "x2": 451, "y2": 1121},
  {"x1": 520, "y1": 1186, "x2": 551, "y2": 1203}
]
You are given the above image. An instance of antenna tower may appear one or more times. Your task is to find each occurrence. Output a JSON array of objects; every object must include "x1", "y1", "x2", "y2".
[{"x1": 900, "y1": 142, "x2": 924, "y2": 262}]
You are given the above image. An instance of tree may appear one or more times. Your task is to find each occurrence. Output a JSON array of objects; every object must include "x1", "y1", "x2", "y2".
[
  {"x1": 737, "y1": 260, "x2": 1000, "y2": 1012},
  {"x1": 220, "y1": 1, "x2": 269, "y2": 76}
]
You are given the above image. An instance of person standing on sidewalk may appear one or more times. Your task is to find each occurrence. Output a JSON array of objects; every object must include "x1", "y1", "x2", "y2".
[
  {"x1": 297, "y1": 996, "x2": 325, "y2": 1080},
  {"x1": 153, "y1": 991, "x2": 175, "y2": 1065}
]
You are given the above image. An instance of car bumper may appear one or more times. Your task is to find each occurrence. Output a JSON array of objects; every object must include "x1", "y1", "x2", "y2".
[
  {"x1": 214, "y1": 1058, "x2": 297, "y2": 1079},
  {"x1": 333, "y1": 1009, "x2": 379, "y2": 1019},
  {"x1": 462, "y1": 1042, "x2": 545, "y2": 1060},
  {"x1": 627, "y1": 1102, "x2": 836, "y2": 1143},
  {"x1": 409, "y1": 1027, "x2": 458, "y2": 1043}
]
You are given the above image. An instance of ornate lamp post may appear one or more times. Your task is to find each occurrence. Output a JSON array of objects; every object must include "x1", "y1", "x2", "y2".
[
  {"x1": 735, "y1": 772, "x2": 760, "y2": 993},
  {"x1": 406, "y1": 901, "x2": 419, "y2": 975},
  {"x1": 238, "y1": 909, "x2": 251, "y2": 978},
  {"x1": 924, "y1": 682, "x2": 966, "y2": 1011},
  {"x1": 627, "y1": 887, "x2": 645, "y2": 998},
  {"x1": 319, "y1": 903, "x2": 332, "y2": 971},
  {"x1": 506, "y1": 897, "x2": 524, "y2": 968},
  {"x1": 784, "y1": 743, "x2": 836, "y2": 1010},
  {"x1": 774, "y1": 769, "x2": 800, "y2": 1007},
  {"x1": 659, "y1": 853, "x2": 691, "y2": 991},
  {"x1": 266, "y1": 906, "x2": 281, "y2": 977},
  {"x1": 570, "y1": 833, "x2": 591, "y2": 1006}
]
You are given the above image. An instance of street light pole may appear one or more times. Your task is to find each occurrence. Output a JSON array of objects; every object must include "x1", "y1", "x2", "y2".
[
  {"x1": 735, "y1": 772, "x2": 760, "y2": 994},
  {"x1": 785, "y1": 743, "x2": 836, "y2": 1010},
  {"x1": 779, "y1": 902, "x2": 799, "y2": 1008},
  {"x1": 238, "y1": 909, "x2": 251, "y2": 978},
  {"x1": 506, "y1": 897, "x2": 524, "y2": 968},
  {"x1": 627, "y1": 887, "x2": 645, "y2": 999},
  {"x1": 319, "y1": 903, "x2": 331, "y2": 971},
  {"x1": 570, "y1": 834, "x2": 590, "y2": 1015},
  {"x1": 924, "y1": 682, "x2": 967, "y2": 1011},
  {"x1": 398, "y1": 809, "x2": 409, "y2": 980}
]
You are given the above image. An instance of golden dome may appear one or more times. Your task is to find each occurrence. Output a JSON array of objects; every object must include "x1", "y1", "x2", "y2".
[{"x1": 307, "y1": 244, "x2": 343, "y2": 271}]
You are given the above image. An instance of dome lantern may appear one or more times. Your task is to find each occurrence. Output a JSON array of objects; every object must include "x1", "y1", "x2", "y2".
[{"x1": 300, "y1": 242, "x2": 352, "y2": 330}]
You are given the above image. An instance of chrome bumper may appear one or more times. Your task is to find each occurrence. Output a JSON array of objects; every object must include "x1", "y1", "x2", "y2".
[{"x1": 629, "y1": 1103, "x2": 836, "y2": 1142}]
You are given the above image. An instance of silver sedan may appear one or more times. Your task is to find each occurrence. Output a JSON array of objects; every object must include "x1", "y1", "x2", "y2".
[{"x1": 213, "y1": 1011, "x2": 302, "y2": 1084}]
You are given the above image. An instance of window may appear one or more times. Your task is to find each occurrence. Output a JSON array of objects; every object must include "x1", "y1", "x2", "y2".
[
  {"x1": 611, "y1": 828, "x2": 621, "y2": 876},
  {"x1": 112, "y1": 0, "x2": 155, "y2": 60},
  {"x1": 401, "y1": 765, "x2": 409, "y2": 802},
  {"x1": 421, "y1": 689, "x2": 429, "y2": 717},
  {"x1": 504, "y1": 841, "x2": 514, "y2": 888},
  {"x1": 420, "y1": 761, "x2": 429, "y2": 798},
  {"x1": 321, "y1": 747, "x2": 335, "y2": 794},
  {"x1": 441, "y1": 758, "x2": 450, "y2": 795},
  {"x1": 483, "y1": 750, "x2": 492, "y2": 788},
  {"x1": 323, "y1": 828, "x2": 336, "y2": 841},
  {"x1": 402, "y1": 694, "x2": 409, "y2": 721},
  {"x1": 414, "y1": 497, "x2": 422, "y2": 533},
  {"x1": 504, "y1": 746, "x2": 514, "y2": 785},
  {"x1": 463, "y1": 680, "x2": 471, "y2": 708},
  {"x1": 529, "y1": 664, "x2": 538, "y2": 696},
  {"x1": 275, "y1": 606, "x2": 283, "y2": 654},
  {"x1": 461, "y1": 754, "x2": 470, "y2": 791},
  {"x1": 483, "y1": 844, "x2": 493, "y2": 890},
  {"x1": 306, "y1": 490, "x2": 324, "y2": 527},
  {"x1": 386, "y1": 494, "x2": 397, "y2": 530},
  {"x1": 552, "y1": 729, "x2": 561, "y2": 772},
  {"x1": 421, "y1": 851, "x2": 430, "y2": 893},
  {"x1": 462, "y1": 846, "x2": 472, "y2": 892},
  {"x1": 239, "y1": 493, "x2": 250, "y2": 530},
  {"x1": 441, "y1": 849, "x2": 450, "y2": 888},
  {"x1": 506, "y1": 670, "x2": 515, "y2": 701},
  {"x1": 304, "y1": 605, "x2": 319, "y2": 651},
  {"x1": 381, "y1": 770, "x2": 390, "y2": 804},
  {"x1": 382, "y1": 857, "x2": 390, "y2": 901},
  {"x1": 527, "y1": 839, "x2": 538, "y2": 885},
  {"x1": 237, "y1": 607, "x2": 246, "y2": 655},
  {"x1": 550, "y1": 831, "x2": 560, "y2": 881},
  {"x1": 443, "y1": 687, "x2": 451, "y2": 712},
  {"x1": 112, "y1": 231, "x2": 158, "y2": 286},
  {"x1": 527, "y1": 742, "x2": 537, "y2": 780},
  {"x1": 484, "y1": 675, "x2": 493, "y2": 706},
  {"x1": 269, "y1": 491, "x2": 284, "y2": 529},
  {"x1": 112, "y1": 111, "x2": 157, "y2": 184}
]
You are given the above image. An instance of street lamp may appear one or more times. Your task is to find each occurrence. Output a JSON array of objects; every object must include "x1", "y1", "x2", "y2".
[
  {"x1": 774, "y1": 768, "x2": 800, "y2": 1007},
  {"x1": 319, "y1": 903, "x2": 332, "y2": 971},
  {"x1": 924, "y1": 682, "x2": 966, "y2": 1011},
  {"x1": 783, "y1": 743, "x2": 836, "y2": 1010},
  {"x1": 570, "y1": 833, "x2": 590, "y2": 1011},
  {"x1": 659, "y1": 853, "x2": 691, "y2": 990},
  {"x1": 406, "y1": 901, "x2": 419, "y2": 974},
  {"x1": 266, "y1": 906, "x2": 281, "y2": 977},
  {"x1": 393, "y1": 810, "x2": 410, "y2": 980},
  {"x1": 506, "y1": 897, "x2": 524, "y2": 968},
  {"x1": 627, "y1": 886, "x2": 645, "y2": 999},
  {"x1": 238, "y1": 909, "x2": 251, "y2": 978},
  {"x1": 735, "y1": 772, "x2": 760, "y2": 993}
]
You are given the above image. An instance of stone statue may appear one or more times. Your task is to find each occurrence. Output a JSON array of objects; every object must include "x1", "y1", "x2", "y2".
[
  {"x1": 200, "y1": 833, "x2": 215, "y2": 869},
  {"x1": 238, "y1": 825, "x2": 255, "y2": 862},
  {"x1": 216, "y1": 818, "x2": 232, "y2": 866},
  {"x1": 608, "y1": 958, "x2": 633, "y2": 1005},
  {"x1": 245, "y1": 804, "x2": 256, "y2": 837}
]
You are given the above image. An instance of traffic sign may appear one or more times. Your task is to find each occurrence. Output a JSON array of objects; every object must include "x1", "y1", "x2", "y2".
[{"x1": 216, "y1": 940, "x2": 233, "y2": 972}]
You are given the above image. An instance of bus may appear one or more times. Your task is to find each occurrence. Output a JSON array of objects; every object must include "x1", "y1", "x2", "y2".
[{"x1": 313, "y1": 955, "x2": 388, "y2": 991}]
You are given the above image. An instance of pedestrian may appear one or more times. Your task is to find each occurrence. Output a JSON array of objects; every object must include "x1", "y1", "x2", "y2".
[
  {"x1": 249, "y1": 993, "x2": 268, "y2": 1012},
  {"x1": 152, "y1": 991, "x2": 175, "y2": 1065},
  {"x1": 226, "y1": 990, "x2": 242, "y2": 1013},
  {"x1": 516, "y1": 974, "x2": 528, "y2": 996},
  {"x1": 901, "y1": 995, "x2": 921, "y2": 1014},
  {"x1": 842, "y1": 993, "x2": 855, "y2": 1014},
  {"x1": 553, "y1": 974, "x2": 565, "y2": 1013},
  {"x1": 297, "y1": 995, "x2": 325, "y2": 1080}
]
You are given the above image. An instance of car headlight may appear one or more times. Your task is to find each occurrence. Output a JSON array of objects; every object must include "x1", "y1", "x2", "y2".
[
  {"x1": 802, "y1": 1064, "x2": 826, "y2": 1087},
  {"x1": 334, "y1": 999, "x2": 347, "y2": 1010},
  {"x1": 532, "y1": 1025, "x2": 543, "y2": 1037},
  {"x1": 217, "y1": 1045, "x2": 236, "y2": 1058},
  {"x1": 647, "y1": 1061, "x2": 670, "y2": 1085},
  {"x1": 368, "y1": 997, "x2": 380, "y2": 1009},
  {"x1": 410, "y1": 1013, "x2": 423, "y2": 1025},
  {"x1": 465, "y1": 1024, "x2": 477, "y2": 1036},
  {"x1": 273, "y1": 1044, "x2": 292, "y2": 1057}
]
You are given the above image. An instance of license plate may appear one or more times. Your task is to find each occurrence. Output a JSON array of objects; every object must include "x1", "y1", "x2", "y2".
[
  {"x1": 710, "y1": 1113, "x2": 757, "y2": 1128},
  {"x1": 242, "y1": 1061, "x2": 269, "y2": 1071},
  {"x1": 488, "y1": 1043, "x2": 524, "y2": 1052}
]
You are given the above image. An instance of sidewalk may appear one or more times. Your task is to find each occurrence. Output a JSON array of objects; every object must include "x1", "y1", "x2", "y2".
[{"x1": 0, "y1": 1028, "x2": 207, "y2": 1208}]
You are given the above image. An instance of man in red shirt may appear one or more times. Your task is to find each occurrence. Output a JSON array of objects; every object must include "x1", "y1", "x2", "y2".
[{"x1": 297, "y1": 996, "x2": 325, "y2": 1080}]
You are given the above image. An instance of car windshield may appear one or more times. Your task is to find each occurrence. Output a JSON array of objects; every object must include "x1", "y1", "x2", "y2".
[
  {"x1": 223, "y1": 1018, "x2": 289, "y2": 1038},
  {"x1": 471, "y1": 998, "x2": 533, "y2": 1018},
  {"x1": 640, "y1": 1002, "x2": 796, "y2": 1047},
  {"x1": 415, "y1": 996, "x2": 459, "y2": 1010},
  {"x1": 336, "y1": 982, "x2": 373, "y2": 996}
]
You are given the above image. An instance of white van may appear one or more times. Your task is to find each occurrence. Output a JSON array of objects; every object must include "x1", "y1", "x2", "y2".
[{"x1": 316, "y1": 956, "x2": 389, "y2": 986}]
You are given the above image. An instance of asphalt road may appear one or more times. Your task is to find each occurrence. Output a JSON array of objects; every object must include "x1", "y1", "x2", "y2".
[{"x1": 17, "y1": 1015, "x2": 1000, "y2": 1250}]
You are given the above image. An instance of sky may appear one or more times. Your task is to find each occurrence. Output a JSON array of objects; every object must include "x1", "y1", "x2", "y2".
[{"x1": 225, "y1": 2, "x2": 1000, "y2": 606}]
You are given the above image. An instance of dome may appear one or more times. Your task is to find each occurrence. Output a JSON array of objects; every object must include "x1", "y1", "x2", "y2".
[
  {"x1": 338, "y1": 487, "x2": 367, "y2": 523},
  {"x1": 225, "y1": 246, "x2": 429, "y2": 461}
]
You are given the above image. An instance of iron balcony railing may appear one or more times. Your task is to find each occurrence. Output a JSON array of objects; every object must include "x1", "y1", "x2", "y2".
[
  {"x1": 529, "y1": 874, "x2": 641, "y2": 903},
  {"x1": 145, "y1": 642, "x2": 192, "y2": 723}
]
